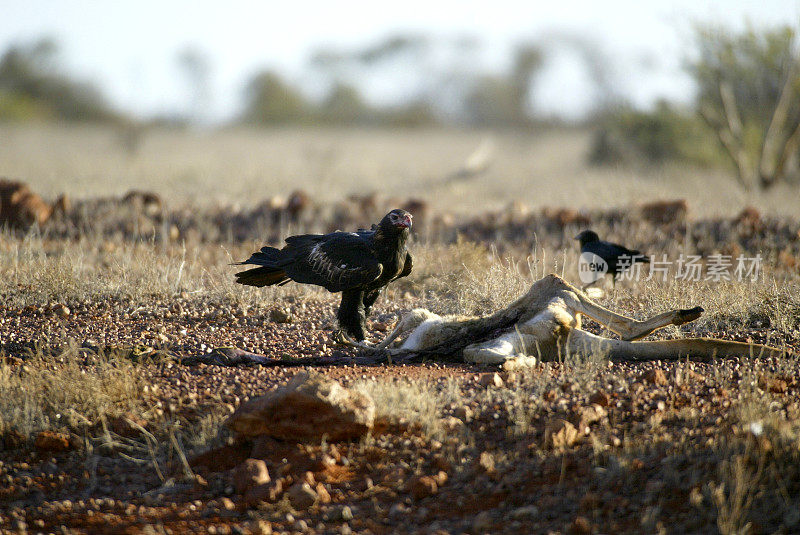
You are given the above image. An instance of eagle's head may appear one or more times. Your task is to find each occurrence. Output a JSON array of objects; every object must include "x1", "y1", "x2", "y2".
[{"x1": 383, "y1": 209, "x2": 413, "y2": 230}]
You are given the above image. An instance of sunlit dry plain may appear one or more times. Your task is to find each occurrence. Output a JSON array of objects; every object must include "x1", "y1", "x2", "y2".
[
  {"x1": 3, "y1": 124, "x2": 799, "y2": 217},
  {"x1": 1, "y1": 124, "x2": 800, "y2": 534}
]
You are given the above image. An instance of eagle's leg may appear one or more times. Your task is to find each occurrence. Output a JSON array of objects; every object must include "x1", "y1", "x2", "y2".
[
  {"x1": 338, "y1": 289, "x2": 368, "y2": 342},
  {"x1": 362, "y1": 289, "x2": 381, "y2": 318}
]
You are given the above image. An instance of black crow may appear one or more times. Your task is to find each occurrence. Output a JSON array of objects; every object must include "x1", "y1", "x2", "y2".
[
  {"x1": 235, "y1": 209, "x2": 413, "y2": 343},
  {"x1": 575, "y1": 230, "x2": 650, "y2": 287}
]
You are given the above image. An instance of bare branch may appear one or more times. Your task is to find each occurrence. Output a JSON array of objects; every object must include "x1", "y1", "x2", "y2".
[
  {"x1": 759, "y1": 57, "x2": 800, "y2": 187},
  {"x1": 772, "y1": 117, "x2": 800, "y2": 185},
  {"x1": 699, "y1": 104, "x2": 754, "y2": 189},
  {"x1": 719, "y1": 81, "x2": 744, "y2": 141}
]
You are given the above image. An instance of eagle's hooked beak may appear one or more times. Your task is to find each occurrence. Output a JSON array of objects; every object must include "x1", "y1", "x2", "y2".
[{"x1": 397, "y1": 214, "x2": 413, "y2": 229}]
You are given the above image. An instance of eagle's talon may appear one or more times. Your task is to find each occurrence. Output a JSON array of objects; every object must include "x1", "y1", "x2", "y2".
[{"x1": 333, "y1": 330, "x2": 374, "y2": 349}]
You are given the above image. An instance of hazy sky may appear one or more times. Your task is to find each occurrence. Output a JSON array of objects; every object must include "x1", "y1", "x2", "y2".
[{"x1": 2, "y1": 1, "x2": 798, "y2": 122}]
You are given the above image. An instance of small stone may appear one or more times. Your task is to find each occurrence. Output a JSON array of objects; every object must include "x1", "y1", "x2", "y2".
[
  {"x1": 34, "y1": 431, "x2": 72, "y2": 453},
  {"x1": 472, "y1": 511, "x2": 493, "y2": 532},
  {"x1": 589, "y1": 390, "x2": 610, "y2": 407},
  {"x1": 511, "y1": 505, "x2": 539, "y2": 519},
  {"x1": 410, "y1": 476, "x2": 438, "y2": 499},
  {"x1": 287, "y1": 482, "x2": 317, "y2": 510},
  {"x1": 570, "y1": 404, "x2": 607, "y2": 434},
  {"x1": 244, "y1": 480, "x2": 284, "y2": 506},
  {"x1": 269, "y1": 308, "x2": 293, "y2": 323},
  {"x1": 478, "y1": 451, "x2": 496, "y2": 474},
  {"x1": 478, "y1": 372, "x2": 504, "y2": 388},
  {"x1": 340, "y1": 505, "x2": 354, "y2": 521},
  {"x1": 232, "y1": 459, "x2": 270, "y2": 494},
  {"x1": 453, "y1": 406, "x2": 473, "y2": 422},
  {"x1": 219, "y1": 497, "x2": 236, "y2": 511},
  {"x1": 442, "y1": 416, "x2": 464, "y2": 432},
  {"x1": 52, "y1": 304, "x2": 70, "y2": 317},
  {"x1": 432, "y1": 455, "x2": 451, "y2": 472},
  {"x1": 545, "y1": 419, "x2": 579, "y2": 449},
  {"x1": 643, "y1": 368, "x2": 668, "y2": 386},
  {"x1": 315, "y1": 483, "x2": 331, "y2": 504},
  {"x1": 246, "y1": 519, "x2": 273, "y2": 535}
]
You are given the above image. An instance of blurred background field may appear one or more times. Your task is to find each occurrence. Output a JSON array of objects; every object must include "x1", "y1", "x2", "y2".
[
  {"x1": 1, "y1": 1, "x2": 800, "y2": 220},
  {"x1": 4, "y1": 124, "x2": 799, "y2": 218}
]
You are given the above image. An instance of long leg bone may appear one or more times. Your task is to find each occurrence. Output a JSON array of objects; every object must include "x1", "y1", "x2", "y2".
[{"x1": 376, "y1": 274, "x2": 786, "y2": 365}]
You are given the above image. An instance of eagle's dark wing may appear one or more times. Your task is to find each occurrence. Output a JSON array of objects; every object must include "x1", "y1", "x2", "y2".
[
  {"x1": 280, "y1": 232, "x2": 383, "y2": 292},
  {"x1": 396, "y1": 251, "x2": 413, "y2": 280}
]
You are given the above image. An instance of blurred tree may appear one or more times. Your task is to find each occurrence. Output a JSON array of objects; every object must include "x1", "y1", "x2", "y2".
[
  {"x1": 241, "y1": 71, "x2": 309, "y2": 124},
  {"x1": 464, "y1": 75, "x2": 522, "y2": 126},
  {"x1": 589, "y1": 101, "x2": 721, "y2": 167},
  {"x1": 691, "y1": 25, "x2": 800, "y2": 189},
  {"x1": 177, "y1": 46, "x2": 211, "y2": 125},
  {"x1": 0, "y1": 37, "x2": 117, "y2": 122},
  {"x1": 318, "y1": 82, "x2": 371, "y2": 124},
  {"x1": 464, "y1": 44, "x2": 542, "y2": 126}
]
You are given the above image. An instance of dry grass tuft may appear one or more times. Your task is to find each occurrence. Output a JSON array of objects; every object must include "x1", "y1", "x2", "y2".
[
  {"x1": 355, "y1": 377, "x2": 464, "y2": 442},
  {"x1": 0, "y1": 343, "x2": 145, "y2": 435}
]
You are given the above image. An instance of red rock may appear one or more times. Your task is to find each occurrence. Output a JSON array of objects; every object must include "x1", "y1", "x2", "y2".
[
  {"x1": 246, "y1": 519, "x2": 273, "y2": 535},
  {"x1": 639, "y1": 199, "x2": 688, "y2": 225},
  {"x1": 287, "y1": 482, "x2": 317, "y2": 509},
  {"x1": 244, "y1": 480, "x2": 284, "y2": 507},
  {"x1": 0, "y1": 179, "x2": 69, "y2": 228},
  {"x1": 34, "y1": 431, "x2": 71, "y2": 453},
  {"x1": 315, "y1": 483, "x2": 331, "y2": 504},
  {"x1": 410, "y1": 476, "x2": 438, "y2": 500},
  {"x1": 432, "y1": 455, "x2": 451, "y2": 473},
  {"x1": 189, "y1": 442, "x2": 251, "y2": 472},
  {"x1": 478, "y1": 372, "x2": 504, "y2": 388},
  {"x1": 643, "y1": 368, "x2": 668, "y2": 386},
  {"x1": 232, "y1": 458, "x2": 270, "y2": 494},
  {"x1": 224, "y1": 373, "x2": 375, "y2": 442},
  {"x1": 589, "y1": 390, "x2": 610, "y2": 407}
]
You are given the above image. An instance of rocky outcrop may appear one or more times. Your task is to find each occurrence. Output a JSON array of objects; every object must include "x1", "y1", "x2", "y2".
[
  {"x1": 0, "y1": 178, "x2": 69, "y2": 229},
  {"x1": 224, "y1": 373, "x2": 375, "y2": 442}
]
